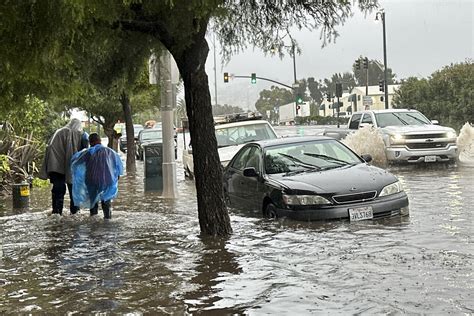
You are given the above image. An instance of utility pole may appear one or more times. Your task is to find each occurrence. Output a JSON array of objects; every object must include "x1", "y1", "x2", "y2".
[
  {"x1": 377, "y1": 10, "x2": 389, "y2": 109},
  {"x1": 160, "y1": 51, "x2": 177, "y2": 198},
  {"x1": 292, "y1": 43, "x2": 298, "y2": 115}
]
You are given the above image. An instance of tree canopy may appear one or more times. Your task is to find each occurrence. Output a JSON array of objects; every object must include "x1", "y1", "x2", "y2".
[
  {"x1": 393, "y1": 61, "x2": 473, "y2": 130},
  {"x1": 352, "y1": 56, "x2": 396, "y2": 86}
]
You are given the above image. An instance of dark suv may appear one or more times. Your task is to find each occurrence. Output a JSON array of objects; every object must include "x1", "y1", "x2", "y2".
[{"x1": 136, "y1": 128, "x2": 177, "y2": 160}]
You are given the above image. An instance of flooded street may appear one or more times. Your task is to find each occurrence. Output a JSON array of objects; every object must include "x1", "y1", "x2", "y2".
[{"x1": 1, "y1": 126, "x2": 473, "y2": 314}]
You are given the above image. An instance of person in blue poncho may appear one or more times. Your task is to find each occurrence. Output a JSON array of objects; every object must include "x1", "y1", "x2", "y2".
[{"x1": 71, "y1": 133, "x2": 123, "y2": 219}]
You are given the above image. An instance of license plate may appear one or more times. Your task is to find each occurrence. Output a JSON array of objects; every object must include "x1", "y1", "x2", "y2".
[
  {"x1": 425, "y1": 155, "x2": 437, "y2": 162},
  {"x1": 349, "y1": 206, "x2": 373, "y2": 221}
]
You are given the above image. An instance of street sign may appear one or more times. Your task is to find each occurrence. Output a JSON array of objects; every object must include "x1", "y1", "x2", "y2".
[{"x1": 363, "y1": 96, "x2": 373, "y2": 107}]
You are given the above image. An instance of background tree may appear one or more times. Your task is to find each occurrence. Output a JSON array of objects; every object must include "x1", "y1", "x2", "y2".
[
  {"x1": 352, "y1": 56, "x2": 396, "y2": 86},
  {"x1": 307, "y1": 77, "x2": 325, "y2": 105},
  {"x1": 255, "y1": 86, "x2": 294, "y2": 120},
  {"x1": 212, "y1": 104, "x2": 245, "y2": 115},
  {"x1": 393, "y1": 62, "x2": 473, "y2": 130}
]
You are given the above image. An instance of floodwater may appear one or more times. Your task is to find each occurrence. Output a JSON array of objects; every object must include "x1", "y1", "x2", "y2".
[{"x1": 1, "y1": 126, "x2": 473, "y2": 314}]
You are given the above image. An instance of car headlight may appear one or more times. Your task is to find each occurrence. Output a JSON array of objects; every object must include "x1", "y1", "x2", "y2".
[
  {"x1": 283, "y1": 194, "x2": 331, "y2": 206},
  {"x1": 390, "y1": 134, "x2": 404, "y2": 143},
  {"x1": 447, "y1": 131, "x2": 457, "y2": 138},
  {"x1": 379, "y1": 181, "x2": 403, "y2": 197}
]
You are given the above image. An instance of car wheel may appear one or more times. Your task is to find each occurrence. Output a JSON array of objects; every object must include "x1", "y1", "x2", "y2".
[
  {"x1": 224, "y1": 191, "x2": 231, "y2": 206},
  {"x1": 264, "y1": 202, "x2": 278, "y2": 219}
]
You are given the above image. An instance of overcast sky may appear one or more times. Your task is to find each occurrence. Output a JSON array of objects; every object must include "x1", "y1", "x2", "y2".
[{"x1": 206, "y1": 0, "x2": 473, "y2": 110}]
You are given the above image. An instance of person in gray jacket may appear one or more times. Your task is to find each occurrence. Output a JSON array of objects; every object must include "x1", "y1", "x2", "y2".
[{"x1": 40, "y1": 118, "x2": 88, "y2": 215}]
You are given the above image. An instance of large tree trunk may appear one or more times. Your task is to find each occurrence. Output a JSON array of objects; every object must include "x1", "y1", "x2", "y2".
[
  {"x1": 173, "y1": 38, "x2": 232, "y2": 236},
  {"x1": 120, "y1": 91, "x2": 137, "y2": 174},
  {"x1": 103, "y1": 123, "x2": 120, "y2": 151}
]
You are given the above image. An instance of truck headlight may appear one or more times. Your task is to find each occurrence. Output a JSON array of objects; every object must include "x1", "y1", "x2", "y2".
[
  {"x1": 447, "y1": 131, "x2": 457, "y2": 139},
  {"x1": 283, "y1": 194, "x2": 331, "y2": 206},
  {"x1": 390, "y1": 134, "x2": 404, "y2": 143},
  {"x1": 379, "y1": 181, "x2": 403, "y2": 197}
]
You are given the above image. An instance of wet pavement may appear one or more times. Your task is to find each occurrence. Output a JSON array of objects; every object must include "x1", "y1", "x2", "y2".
[{"x1": 0, "y1": 126, "x2": 473, "y2": 314}]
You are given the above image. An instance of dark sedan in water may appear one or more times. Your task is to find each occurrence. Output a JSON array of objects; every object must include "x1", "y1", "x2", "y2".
[{"x1": 223, "y1": 136, "x2": 409, "y2": 221}]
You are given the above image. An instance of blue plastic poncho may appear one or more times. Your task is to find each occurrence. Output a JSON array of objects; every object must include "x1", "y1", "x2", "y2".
[{"x1": 71, "y1": 144, "x2": 124, "y2": 209}]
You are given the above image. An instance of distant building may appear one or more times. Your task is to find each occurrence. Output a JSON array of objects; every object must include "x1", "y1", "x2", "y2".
[{"x1": 318, "y1": 84, "x2": 400, "y2": 117}]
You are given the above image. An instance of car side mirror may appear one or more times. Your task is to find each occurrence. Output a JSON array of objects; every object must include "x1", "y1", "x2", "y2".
[
  {"x1": 243, "y1": 167, "x2": 259, "y2": 177},
  {"x1": 431, "y1": 120, "x2": 439, "y2": 125},
  {"x1": 361, "y1": 154, "x2": 373, "y2": 163}
]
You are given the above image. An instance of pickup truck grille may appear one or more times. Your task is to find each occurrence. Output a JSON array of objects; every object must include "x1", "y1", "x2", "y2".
[
  {"x1": 332, "y1": 191, "x2": 377, "y2": 204},
  {"x1": 404, "y1": 133, "x2": 447, "y2": 139},
  {"x1": 406, "y1": 142, "x2": 449, "y2": 149}
]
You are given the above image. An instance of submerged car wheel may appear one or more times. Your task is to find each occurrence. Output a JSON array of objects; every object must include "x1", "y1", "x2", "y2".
[{"x1": 264, "y1": 202, "x2": 278, "y2": 219}]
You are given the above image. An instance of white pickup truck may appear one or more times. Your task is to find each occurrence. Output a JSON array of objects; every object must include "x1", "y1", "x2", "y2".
[{"x1": 322, "y1": 109, "x2": 458, "y2": 163}]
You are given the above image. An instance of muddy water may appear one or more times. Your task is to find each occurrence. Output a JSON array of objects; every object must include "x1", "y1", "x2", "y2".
[{"x1": 0, "y1": 126, "x2": 473, "y2": 314}]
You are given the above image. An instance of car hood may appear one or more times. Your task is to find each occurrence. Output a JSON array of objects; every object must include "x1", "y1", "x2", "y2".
[
  {"x1": 218, "y1": 144, "x2": 246, "y2": 163},
  {"x1": 268, "y1": 163, "x2": 397, "y2": 195},
  {"x1": 382, "y1": 124, "x2": 453, "y2": 134}
]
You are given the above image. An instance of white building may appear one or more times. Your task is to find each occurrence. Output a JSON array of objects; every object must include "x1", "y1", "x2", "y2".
[{"x1": 319, "y1": 84, "x2": 400, "y2": 117}]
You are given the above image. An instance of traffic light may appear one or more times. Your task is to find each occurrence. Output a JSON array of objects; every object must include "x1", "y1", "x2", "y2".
[
  {"x1": 363, "y1": 57, "x2": 369, "y2": 69},
  {"x1": 223, "y1": 72, "x2": 229, "y2": 83},
  {"x1": 379, "y1": 80, "x2": 385, "y2": 92},
  {"x1": 296, "y1": 94, "x2": 303, "y2": 104},
  {"x1": 335, "y1": 83, "x2": 342, "y2": 97},
  {"x1": 251, "y1": 73, "x2": 257, "y2": 84},
  {"x1": 355, "y1": 59, "x2": 361, "y2": 70}
]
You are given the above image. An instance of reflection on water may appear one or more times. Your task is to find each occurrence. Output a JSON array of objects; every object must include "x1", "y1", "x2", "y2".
[{"x1": 0, "y1": 126, "x2": 473, "y2": 314}]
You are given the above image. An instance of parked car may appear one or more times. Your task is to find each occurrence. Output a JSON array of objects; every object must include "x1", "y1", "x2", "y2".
[
  {"x1": 119, "y1": 124, "x2": 144, "y2": 153},
  {"x1": 223, "y1": 136, "x2": 409, "y2": 221},
  {"x1": 322, "y1": 109, "x2": 458, "y2": 163},
  {"x1": 183, "y1": 114, "x2": 278, "y2": 178},
  {"x1": 136, "y1": 128, "x2": 177, "y2": 160}
]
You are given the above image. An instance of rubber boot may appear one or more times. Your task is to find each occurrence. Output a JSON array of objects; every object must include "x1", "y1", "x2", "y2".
[{"x1": 102, "y1": 200, "x2": 112, "y2": 219}]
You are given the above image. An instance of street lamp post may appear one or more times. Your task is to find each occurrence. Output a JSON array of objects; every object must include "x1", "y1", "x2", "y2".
[{"x1": 376, "y1": 10, "x2": 389, "y2": 109}]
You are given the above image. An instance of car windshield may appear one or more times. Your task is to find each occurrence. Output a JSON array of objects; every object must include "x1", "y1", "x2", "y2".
[
  {"x1": 215, "y1": 123, "x2": 277, "y2": 147},
  {"x1": 375, "y1": 112, "x2": 431, "y2": 127},
  {"x1": 264, "y1": 139, "x2": 362, "y2": 175},
  {"x1": 141, "y1": 130, "x2": 162, "y2": 141}
]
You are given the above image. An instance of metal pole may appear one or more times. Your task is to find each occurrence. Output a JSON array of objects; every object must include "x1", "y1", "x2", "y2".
[
  {"x1": 292, "y1": 44, "x2": 298, "y2": 115},
  {"x1": 292, "y1": 44, "x2": 297, "y2": 84},
  {"x1": 160, "y1": 52, "x2": 177, "y2": 198},
  {"x1": 365, "y1": 67, "x2": 369, "y2": 96},
  {"x1": 336, "y1": 96, "x2": 340, "y2": 128},
  {"x1": 213, "y1": 33, "x2": 218, "y2": 106},
  {"x1": 382, "y1": 12, "x2": 389, "y2": 109}
]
